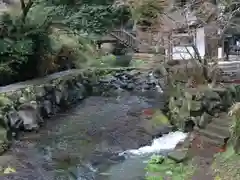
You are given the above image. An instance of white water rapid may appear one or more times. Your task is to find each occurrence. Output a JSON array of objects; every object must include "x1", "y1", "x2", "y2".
[
  {"x1": 101, "y1": 131, "x2": 188, "y2": 180},
  {"x1": 120, "y1": 131, "x2": 188, "y2": 156}
]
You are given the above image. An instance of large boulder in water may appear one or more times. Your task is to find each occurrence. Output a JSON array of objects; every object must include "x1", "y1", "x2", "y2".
[{"x1": 138, "y1": 110, "x2": 172, "y2": 138}]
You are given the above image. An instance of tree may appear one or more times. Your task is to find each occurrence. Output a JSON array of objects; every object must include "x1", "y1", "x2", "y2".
[
  {"x1": 115, "y1": 0, "x2": 167, "y2": 31},
  {"x1": 0, "y1": 0, "x2": 130, "y2": 85}
]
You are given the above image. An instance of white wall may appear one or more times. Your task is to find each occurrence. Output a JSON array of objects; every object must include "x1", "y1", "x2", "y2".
[
  {"x1": 172, "y1": 27, "x2": 205, "y2": 60},
  {"x1": 218, "y1": 47, "x2": 223, "y2": 59},
  {"x1": 172, "y1": 46, "x2": 195, "y2": 60},
  {"x1": 196, "y1": 27, "x2": 205, "y2": 58}
]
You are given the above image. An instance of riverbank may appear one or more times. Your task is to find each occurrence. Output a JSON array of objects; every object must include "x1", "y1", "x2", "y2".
[
  {"x1": 0, "y1": 67, "x2": 184, "y2": 180},
  {"x1": 144, "y1": 81, "x2": 240, "y2": 180},
  {"x1": 0, "y1": 67, "x2": 166, "y2": 154},
  {"x1": 0, "y1": 95, "x2": 181, "y2": 180},
  {"x1": 212, "y1": 146, "x2": 240, "y2": 180},
  {"x1": 145, "y1": 124, "x2": 240, "y2": 180}
]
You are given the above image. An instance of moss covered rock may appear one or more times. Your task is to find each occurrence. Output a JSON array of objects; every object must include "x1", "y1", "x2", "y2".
[
  {"x1": 167, "y1": 149, "x2": 189, "y2": 163},
  {"x1": 151, "y1": 110, "x2": 170, "y2": 126}
]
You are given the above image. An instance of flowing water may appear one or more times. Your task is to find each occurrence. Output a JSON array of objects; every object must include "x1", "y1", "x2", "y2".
[{"x1": 0, "y1": 95, "x2": 186, "y2": 180}]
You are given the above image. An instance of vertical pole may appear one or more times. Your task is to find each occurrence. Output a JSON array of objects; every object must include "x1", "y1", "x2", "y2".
[{"x1": 168, "y1": 32, "x2": 173, "y2": 61}]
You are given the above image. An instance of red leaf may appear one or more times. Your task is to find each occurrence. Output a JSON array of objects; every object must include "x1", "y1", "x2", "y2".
[{"x1": 142, "y1": 109, "x2": 154, "y2": 115}]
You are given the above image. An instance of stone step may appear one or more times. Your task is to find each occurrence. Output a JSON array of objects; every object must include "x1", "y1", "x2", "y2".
[
  {"x1": 211, "y1": 116, "x2": 232, "y2": 127},
  {"x1": 196, "y1": 128, "x2": 229, "y2": 142},
  {"x1": 200, "y1": 135, "x2": 225, "y2": 147},
  {"x1": 207, "y1": 123, "x2": 230, "y2": 137},
  {"x1": 167, "y1": 149, "x2": 188, "y2": 163},
  {"x1": 133, "y1": 53, "x2": 154, "y2": 59}
]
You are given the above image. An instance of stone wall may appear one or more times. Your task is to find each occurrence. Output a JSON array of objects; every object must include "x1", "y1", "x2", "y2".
[
  {"x1": 0, "y1": 68, "x2": 164, "y2": 154},
  {"x1": 167, "y1": 85, "x2": 239, "y2": 131}
]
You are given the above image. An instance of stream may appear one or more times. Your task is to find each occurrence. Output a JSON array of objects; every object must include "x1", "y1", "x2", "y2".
[{"x1": 0, "y1": 95, "x2": 187, "y2": 180}]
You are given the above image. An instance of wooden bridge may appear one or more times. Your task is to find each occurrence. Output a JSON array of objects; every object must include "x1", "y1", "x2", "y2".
[{"x1": 98, "y1": 29, "x2": 155, "y2": 53}]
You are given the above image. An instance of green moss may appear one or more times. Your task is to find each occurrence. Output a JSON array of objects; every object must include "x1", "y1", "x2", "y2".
[{"x1": 151, "y1": 110, "x2": 170, "y2": 126}]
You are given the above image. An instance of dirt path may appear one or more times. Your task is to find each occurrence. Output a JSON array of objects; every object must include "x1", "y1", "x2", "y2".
[{"x1": 189, "y1": 133, "x2": 223, "y2": 180}]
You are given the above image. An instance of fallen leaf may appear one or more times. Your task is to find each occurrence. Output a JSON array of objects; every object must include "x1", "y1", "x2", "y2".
[
  {"x1": 142, "y1": 109, "x2": 154, "y2": 116},
  {"x1": 214, "y1": 175, "x2": 222, "y2": 180},
  {"x1": 3, "y1": 167, "x2": 16, "y2": 174}
]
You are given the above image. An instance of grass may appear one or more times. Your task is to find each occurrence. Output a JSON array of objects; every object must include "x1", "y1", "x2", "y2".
[
  {"x1": 211, "y1": 146, "x2": 240, "y2": 180},
  {"x1": 145, "y1": 155, "x2": 196, "y2": 180},
  {"x1": 130, "y1": 59, "x2": 149, "y2": 68}
]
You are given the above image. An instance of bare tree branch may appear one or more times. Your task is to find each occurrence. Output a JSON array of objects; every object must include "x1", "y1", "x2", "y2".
[{"x1": 20, "y1": 0, "x2": 33, "y2": 23}]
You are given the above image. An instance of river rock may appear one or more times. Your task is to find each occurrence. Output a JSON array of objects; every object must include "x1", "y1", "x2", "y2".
[
  {"x1": 203, "y1": 90, "x2": 221, "y2": 101},
  {"x1": 198, "y1": 112, "x2": 212, "y2": 128},
  {"x1": 138, "y1": 110, "x2": 172, "y2": 137},
  {"x1": 184, "y1": 119, "x2": 195, "y2": 132},
  {"x1": 42, "y1": 100, "x2": 53, "y2": 116},
  {"x1": 90, "y1": 151, "x2": 125, "y2": 168},
  {"x1": 75, "y1": 82, "x2": 86, "y2": 100},
  {"x1": 44, "y1": 84, "x2": 54, "y2": 93},
  {"x1": 99, "y1": 74, "x2": 116, "y2": 83},
  {"x1": 17, "y1": 102, "x2": 43, "y2": 131},
  {"x1": 5, "y1": 110, "x2": 22, "y2": 129},
  {"x1": 126, "y1": 83, "x2": 135, "y2": 90},
  {"x1": 51, "y1": 151, "x2": 80, "y2": 166},
  {"x1": 35, "y1": 85, "x2": 46, "y2": 99},
  {"x1": 206, "y1": 100, "x2": 223, "y2": 115},
  {"x1": 167, "y1": 149, "x2": 188, "y2": 163},
  {"x1": 53, "y1": 89, "x2": 63, "y2": 105}
]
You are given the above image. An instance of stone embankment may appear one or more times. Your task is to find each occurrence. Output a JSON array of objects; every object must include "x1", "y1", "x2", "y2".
[
  {"x1": 167, "y1": 84, "x2": 238, "y2": 146},
  {"x1": 0, "y1": 68, "x2": 164, "y2": 154},
  {"x1": 145, "y1": 84, "x2": 240, "y2": 180}
]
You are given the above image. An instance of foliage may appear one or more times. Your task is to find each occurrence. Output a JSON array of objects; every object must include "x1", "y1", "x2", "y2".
[
  {"x1": 115, "y1": 0, "x2": 166, "y2": 29},
  {"x1": 228, "y1": 102, "x2": 240, "y2": 153},
  {"x1": 0, "y1": 0, "x2": 130, "y2": 85},
  {"x1": 167, "y1": 86, "x2": 196, "y2": 130},
  {"x1": 129, "y1": 58, "x2": 148, "y2": 67},
  {"x1": 145, "y1": 155, "x2": 195, "y2": 180},
  {"x1": 87, "y1": 54, "x2": 117, "y2": 67},
  {"x1": 212, "y1": 146, "x2": 240, "y2": 180},
  {"x1": 45, "y1": 0, "x2": 130, "y2": 33}
]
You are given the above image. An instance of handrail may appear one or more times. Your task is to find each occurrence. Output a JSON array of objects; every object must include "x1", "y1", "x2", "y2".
[
  {"x1": 110, "y1": 29, "x2": 155, "y2": 51},
  {"x1": 110, "y1": 29, "x2": 137, "y2": 50}
]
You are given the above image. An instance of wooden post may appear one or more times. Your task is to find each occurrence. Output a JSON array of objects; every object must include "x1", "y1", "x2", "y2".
[
  {"x1": 168, "y1": 32, "x2": 173, "y2": 61},
  {"x1": 221, "y1": 36, "x2": 225, "y2": 60}
]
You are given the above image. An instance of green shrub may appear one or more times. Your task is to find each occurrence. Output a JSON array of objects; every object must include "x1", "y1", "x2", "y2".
[
  {"x1": 228, "y1": 103, "x2": 240, "y2": 154},
  {"x1": 0, "y1": 0, "x2": 130, "y2": 85},
  {"x1": 145, "y1": 155, "x2": 195, "y2": 180}
]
